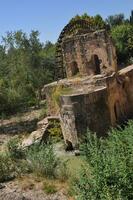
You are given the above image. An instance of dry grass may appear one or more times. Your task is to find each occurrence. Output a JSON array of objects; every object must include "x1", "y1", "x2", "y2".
[{"x1": 17, "y1": 174, "x2": 69, "y2": 195}]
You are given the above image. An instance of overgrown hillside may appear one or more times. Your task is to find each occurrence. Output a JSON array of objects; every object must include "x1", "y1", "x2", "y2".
[{"x1": 0, "y1": 12, "x2": 133, "y2": 117}]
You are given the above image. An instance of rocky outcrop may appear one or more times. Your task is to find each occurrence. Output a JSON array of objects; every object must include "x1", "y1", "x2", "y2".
[{"x1": 21, "y1": 116, "x2": 60, "y2": 149}]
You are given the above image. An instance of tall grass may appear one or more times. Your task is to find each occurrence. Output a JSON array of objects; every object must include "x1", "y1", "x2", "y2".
[
  {"x1": 0, "y1": 153, "x2": 16, "y2": 182},
  {"x1": 26, "y1": 143, "x2": 59, "y2": 178}
]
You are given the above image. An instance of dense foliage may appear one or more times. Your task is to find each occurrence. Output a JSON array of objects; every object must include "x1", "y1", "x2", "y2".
[
  {"x1": 0, "y1": 31, "x2": 56, "y2": 116},
  {"x1": 111, "y1": 24, "x2": 133, "y2": 64},
  {"x1": 70, "y1": 13, "x2": 106, "y2": 29},
  {"x1": 0, "y1": 153, "x2": 16, "y2": 182},
  {"x1": 73, "y1": 121, "x2": 133, "y2": 200},
  {"x1": 0, "y1": 139, "x2": 69, "y2": 183},
  {"x1": 7, "y1": 136, "x2": 25, "y2": 159},
  {"x1": 106, "y1": 12, "x2": 133, "y2": 65}
]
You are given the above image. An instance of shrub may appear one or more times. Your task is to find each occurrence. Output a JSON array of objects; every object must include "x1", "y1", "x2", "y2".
[
  {"x1": 39, "y1": 107, "x2": 47, "y2": 119},
  {"x1": 26, "y1": 143, "x2": 59, "y2": 178},
  {"x1": 7, "y1": 136, "x2": 25, "y2": 160},
  {"x1": 43, "y1": 182, "x2": 57, "y2": 194},
  {"x1": 0, "y1": 153, "x2": 16, "y2": 182},
  {"x1": 47, "y1": 120, "x2": 63, "y2": 142},
  {"x1": 57, "y1": 160, "x2": 69, "y2": 182},
  {"x1": 51, "y1": 85, "x2": 72, "y2": 108},
  {"x1": 73, "y1": 121, "x2": 133, "y2": 200}
]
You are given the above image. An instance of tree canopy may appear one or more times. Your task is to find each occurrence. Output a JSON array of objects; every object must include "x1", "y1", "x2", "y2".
[
  {"x1": 70, "y1": 13, "x2": 106, "y2": 29},
  {"x1": 0, "y1": 30, "x2": 56, "y2": 115}
]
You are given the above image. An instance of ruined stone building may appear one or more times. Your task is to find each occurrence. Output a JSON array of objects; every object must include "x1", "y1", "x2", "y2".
[{"x1": 43, "y1": 19, "x2": 133, "y2": 148}]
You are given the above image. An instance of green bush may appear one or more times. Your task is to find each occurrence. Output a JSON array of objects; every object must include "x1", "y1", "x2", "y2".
[
  {"x1": 73, "y1": 121, "x2": 133, "y2": 200},
  {"x1": 57, "y1": 160, "x2": 69, "y2": 182},
  {"x1": 51, "y1": 85, "x2": 72, "y2": 111},
  {"x1": 7, "y1": 136, "x2": 25, "y2": 160},
  {"x1": 39, "y1": 107, "x2": 47, "y2": 119},
  {"x1": 0, "y1": 153, "x2": 16, "y2": 182},
  {"x1": 111, "y1": 24, "x2": 133, "y2": 64},
  {"x1": 26, "y1": 143, "x2": 59, "y2": 178},
  {"x1": 43, "y1": 182, "x2": 57, "y2": 194},
  {"x1": 47, "y1": 120, "x2": 63, "y2": 142}
]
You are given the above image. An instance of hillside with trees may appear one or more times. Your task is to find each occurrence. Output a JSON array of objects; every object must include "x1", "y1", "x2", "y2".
[
  {"x1": 0, "y1": 31, "x2": 56, "y2": 116},
  {"x1": 0, "y1": 10, "x2": 133, "y2": 200},
  {"x1": 0, "y1": 11, "x2": 133, "y2": 117}
]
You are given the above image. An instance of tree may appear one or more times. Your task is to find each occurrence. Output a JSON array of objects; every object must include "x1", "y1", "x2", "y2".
[
  {"x1": 111, "y1": 24, "x2": 133, "y2": 64},
  {"x1": 93, "y1": 14, "x2": 106, "y2": 29},
  {"x1": 130, "y1": 10, "x2": 133, "y2": 24},
  {"x1": 106, "y1": 14, "x2": 125, "y2": 27},
  {"x1": 0, "y1": 30, "x2": 56, "y2": 115},
  {"x1": 70, "y1": 13, "x2": 106, "y2": 30}
]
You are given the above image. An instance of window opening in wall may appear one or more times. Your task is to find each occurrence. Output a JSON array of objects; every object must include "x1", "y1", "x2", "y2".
[
  {"x1": 71, "y1": 61, "x2": 79, "y2": 76},
  {"x1": 92, "y1": 54, "x2": 101, "y2": 74}
]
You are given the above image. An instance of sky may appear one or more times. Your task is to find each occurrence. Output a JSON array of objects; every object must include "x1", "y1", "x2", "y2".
[{"x1": 0, "y1": 0, "x2": 133, "y2": 43}]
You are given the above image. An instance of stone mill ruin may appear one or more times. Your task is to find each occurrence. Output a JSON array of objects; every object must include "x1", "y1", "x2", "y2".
[{"x1": 41, "y1": 19, "x2": 133, "y2": 149}]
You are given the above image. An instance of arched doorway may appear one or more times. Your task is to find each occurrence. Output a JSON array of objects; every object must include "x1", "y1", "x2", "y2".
[
  {"x1": 71, "y1": 61, "x2": 79, "y2": 76},
  {"x1": 92, "y1": 54, "x2": 101, "y2": 74}
]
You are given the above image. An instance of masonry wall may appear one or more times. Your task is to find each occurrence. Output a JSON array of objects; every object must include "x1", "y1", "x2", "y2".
[
  {"x1": 118, "y1": 65, "x2": 133, "y2": 118},
  {"x1": 106, "y1": 65, "x2": 133, "y2": 126},
  {"x1": 44, "y1": 64, "x2": 133, "y2": 148},
  {"x1": 59, "y1": 66, "x2": 133, "y2": 147},
  {"x1": 60, "y1": 87, "x2": 111, "y2": 147},
  {"x1": 107, "y1": 77, "x2": 128, "y2": 126},
  {"x1": 62, "y1": 30, "x2": 117, "y2": 78}
]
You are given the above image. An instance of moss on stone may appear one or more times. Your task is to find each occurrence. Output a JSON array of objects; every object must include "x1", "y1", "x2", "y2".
[{"x1": 51, "y1": 85, "x2": 72, "y2": 107}]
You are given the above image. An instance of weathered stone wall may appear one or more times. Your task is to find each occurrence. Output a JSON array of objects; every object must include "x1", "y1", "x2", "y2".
[
  {"x1": 58, "y1": 65, "x2": 133, "y2": 147},
  {"x1": 106, "y1": 65, "x2": 133, "y2": 126},
  {"x1": 44, "y1": 65, "x2": 133, "y2": 148},
  {"x1": 118, "y1": 65, "x2": 133, "y2": 118},
  {"x1": 60, "y1": 102, "x2": 79, "y2": 148},
  {"x1": 60, "y1": 87, "x2": 111, "y2": 147},
  {"x1": 62, "y1": 30, "x2": 117, "y2": 78},
  {"x1": 42, "y1": 81, "x2": 60, "y2": 116},
  {"x1": 107, "y1": 76, "x2": 128, "y2": 126}
]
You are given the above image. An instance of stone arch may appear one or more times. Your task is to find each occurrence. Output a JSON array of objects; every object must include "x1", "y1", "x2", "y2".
[
  {"x1": 91, "y1": 54, "x2": 101, "y2": 74},
  {"x1": 65, "y1": 140, "x2": 74, "y2": 151},
  {"x1": 92, "y1": 48, "x2": 109, "y2": 73},
  {"x1": 70, "y1": 61, "x2": 79, "y2": 76}
]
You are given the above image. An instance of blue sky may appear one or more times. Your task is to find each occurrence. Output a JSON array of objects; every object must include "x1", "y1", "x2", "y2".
[{"x1": 0, "y1": 0, "x2": 133, "y2": 43}]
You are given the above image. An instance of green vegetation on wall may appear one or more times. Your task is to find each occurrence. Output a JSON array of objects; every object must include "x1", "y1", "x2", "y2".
[{"x1": 52, "y1": 85, "x2": 72, "y2": 106}]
